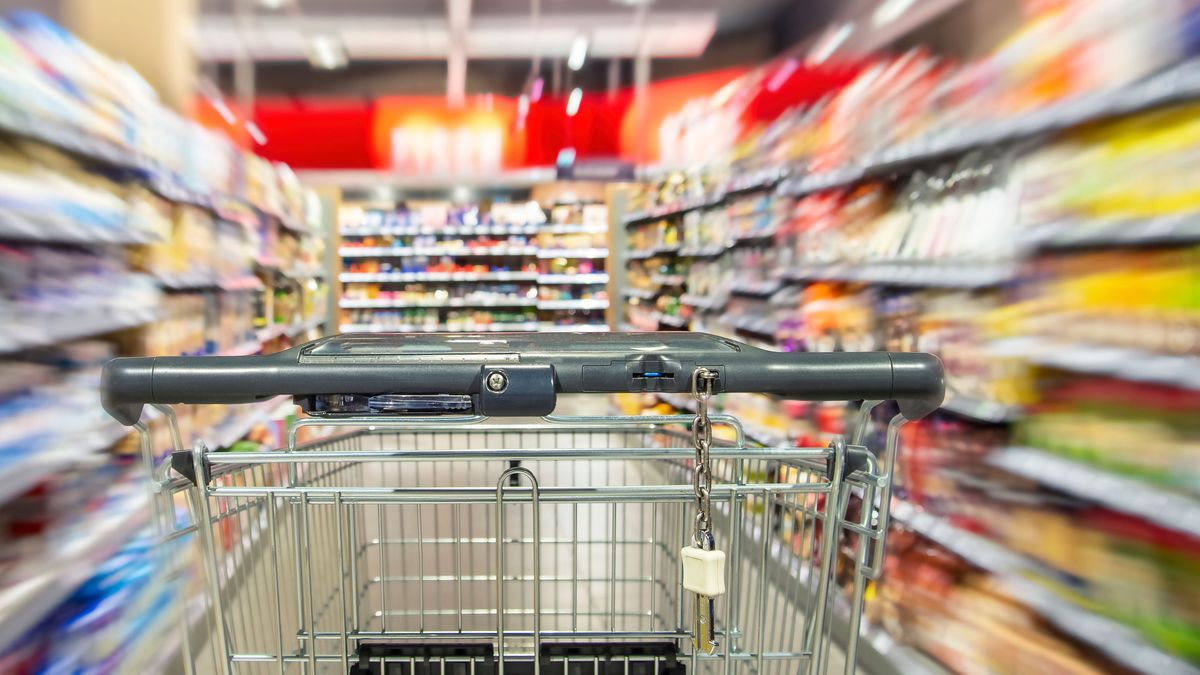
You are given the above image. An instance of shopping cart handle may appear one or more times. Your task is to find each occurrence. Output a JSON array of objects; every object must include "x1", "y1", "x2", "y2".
[{"x1": 102, "y1": 331, "x2": 944, "y2": 425}]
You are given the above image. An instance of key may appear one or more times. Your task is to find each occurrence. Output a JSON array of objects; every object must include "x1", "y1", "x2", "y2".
[{"x1": 682, "y1": 531, "x2": 725, "y2": 655}]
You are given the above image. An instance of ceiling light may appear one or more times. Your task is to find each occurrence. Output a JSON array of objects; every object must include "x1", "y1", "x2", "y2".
[
  {"x1": 517, "y1": 94, "x2": 530, "y2": 130},
  {"x1": 807, "y1": 23, "x2": 854, "y2": 65},
  {"x1": 308, "y1": 35, "x2": 348, "y2": 70},
  {"x1": 567, "y1": 35, "x2": 588, "y2": 71},
  {"x1": 530, "y1": 77, "x2": 545, "y2": 102},
  {"x1": 245, "y1": 121, "x2": 267, "y2": 145},
  {"x1": 211, "y1": 97, "x2": 237, "y2": 125},
  {"x1": 766, "y1": 58, "x2": 799, "y2": 93},
  {"x1": 873, "y1": 0, "x2": 918, "y2": 26},
  {"x1": 257, "y1": 0, "x2": 290, "y2": 9},
  {"x1": 566, "y1": 87, "x2": 582, "y2": 117}
]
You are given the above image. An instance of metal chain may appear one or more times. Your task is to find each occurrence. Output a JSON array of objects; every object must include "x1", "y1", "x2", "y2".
[{"x1": 691, "y1": 367, "x2": 718, "y2": 546}]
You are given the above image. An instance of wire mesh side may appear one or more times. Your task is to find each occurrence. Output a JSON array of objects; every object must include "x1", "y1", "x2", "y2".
[{"x1": 163, "y1": 418, "x2": 877, "y2": 675}]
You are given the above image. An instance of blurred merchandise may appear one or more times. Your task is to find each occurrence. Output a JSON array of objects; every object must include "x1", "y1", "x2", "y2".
[
  {"x1": 338, "y1": 196, "x2": 608, "y2": 333},
  {"x1": 0, "y1": 12, "x2": 329, "y2": 674}
]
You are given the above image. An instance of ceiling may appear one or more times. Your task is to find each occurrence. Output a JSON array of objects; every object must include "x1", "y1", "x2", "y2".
[{"x1": 195, "y1": 0, "x2": 795, "y2": 63}]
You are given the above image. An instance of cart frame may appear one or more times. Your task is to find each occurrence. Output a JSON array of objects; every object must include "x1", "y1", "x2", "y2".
[{"x1": 134, "y1": 401, "x2": 909, "y2": 675}]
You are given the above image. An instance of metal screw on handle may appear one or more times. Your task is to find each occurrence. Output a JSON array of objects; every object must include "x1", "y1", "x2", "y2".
[
  {"x1": 691, "y1": 368, "x2": 718, "y2": 546},
  {"x1": 486, "y1": 371, "x2": 508, "y2": 393}
]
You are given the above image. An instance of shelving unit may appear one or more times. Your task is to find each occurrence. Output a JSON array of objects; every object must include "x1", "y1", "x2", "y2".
[
  {"x1": 337, "y1": 195, "x2": 610, "y2": 333},
  {"x1": 613, "y1": 45, "x2": 1200, "y2": 675},
  {"x1": 0, "y1": 17, "x2": 331, "y2": 670},
  {"x1": 890, "y1": 501, "x2": 1200, "y2": 675}
]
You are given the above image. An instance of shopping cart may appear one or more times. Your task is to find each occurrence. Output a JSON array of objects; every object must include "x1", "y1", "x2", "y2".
[{"x1": 103, "y1": 332, "x2": 943, "y2": 675}]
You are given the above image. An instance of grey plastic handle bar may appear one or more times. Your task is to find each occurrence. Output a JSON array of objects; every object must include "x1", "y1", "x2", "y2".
[{"x1": 102, "y1": 331, "x2": 944, "y2": 425}]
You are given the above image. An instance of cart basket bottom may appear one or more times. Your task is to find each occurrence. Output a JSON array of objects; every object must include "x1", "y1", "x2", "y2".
[{"x1": 351, "y1": 641, "x2": 684, "y2": 675}]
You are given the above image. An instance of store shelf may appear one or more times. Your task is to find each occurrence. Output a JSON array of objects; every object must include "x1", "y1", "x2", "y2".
[
  {"x1": 282, "y1": 265, "x2": 327, "y2": 282},
  {"x1": 253, "y1": 314, "x2": 325, "y2": 344},
  {"x1": 340, "y1": 322, "x2": 540, "y2": 333},
  {"x1": 219, "y1": 338, "x2": 266, "y2": 357},
  {"x1": 156, "y1": 270, "x2": 261, "y2": 291},
  {"x1": 722, "y1": 315, "x2": 779, "y2": 337},
  {"x1": 340, "y1": 224, "x2": 539, "y2": 237},
  {"x1": 626, "y1": 311, "x2": 688, "y2": 331},
  {"x1": 0, "y1": 106, "x2": 310, "y2": 235},
  {"x1": 627, "y1": 249, "x2": 657, "y2": 260},
  {"x1": 729, "y1": 229, "x2": 778, "y2": 246},
  {"x1": 536, "y1": 299, "x2": 609, "y2": 311},
  {"x1": 778, "y1": 58, "x2": 1200, "y2": 199},
  {"x1": 678, "y1": 244, "x2": 728, "y2": 257},
  {"x1": 1019, "y1": 214, "x2": 1200, "y2": 250},
  {"x1": 940, "y1": 392, "x2": 1022, "y2": 423},
  {"x1": 890, "y1": 501, "x2": 1029, "y2": 575},
  {"x1": 0, "y1": 305, "x2": 161, "y2": 355},
  {"x1": 537, "y1": 247, "x2": 609, "y2": 259},
  {"x1": 537, "y1": 273, "x2": 609, "y2": 284},
  {"x1": 650, "y1": 274, "x2": 687, "y2": 286},
  {"x1": 622, "y1": 196, "x2": 721, "y2": 226},
  {"x1": 203, "y1": 398, "x2": 294, "y2": 449},
  {"x1": 339, "y1": 271, "x2": 538, "y2": 283},
  {"x1": 0, "y1": 490, "x2": 149, "y2": 652},
  {"x1": 729, "y1": 279, "x2": 783, "y2": 297},
  {"x1": 0, "y1": 210, "x2": 164, "y2": 246},
  {"x1": 539, "y1": 324, "x2": 611, "y2": 333},
  {"x1": 540, "y1": 223, "x2": 608, "y2": 234},
  {"x1": 891, "y1": 500, "x2": 1200, "y2": 675},
  {"x1": 680, "y1": 293, "x2": 728, "y2": 311},
  {"x1": 991, "y1": 337, "x2": 1200, "y2": 390},
  {"x1": 623, "y1": 287, "x2": 658, "y2": 300},
  {"x1": 0, "y1": 415, "x2": 141, "y2": 506},
  {"x1": 988, "y1": 446, "x2": 1200, "y2": 539},
  {"x1": 340, "y1": 246, "x2": 538, "y2": 258},
  {"x1": 724, "y1": 168, "x2": 787, "y2": 195},
  {"x1": 339, "y1": 297, "x2": 537, "y2": 309},
  {"x1": 287, "y1": 314, "x2": 328, "y2": 335},
  {"x1": 781, "y1": 261, "x2": 1017, "y2": 289}
]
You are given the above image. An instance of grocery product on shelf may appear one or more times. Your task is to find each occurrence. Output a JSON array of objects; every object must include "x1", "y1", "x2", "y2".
[
  {"x1": 338, "y1": 198, "x2": 609, "y2": 332},
  {"x1": 0, "y1": 13, "x2": 330, "y2": 671},
  {"x1": 611, "y1": 6, "x2": 1200, "y2": 669}
]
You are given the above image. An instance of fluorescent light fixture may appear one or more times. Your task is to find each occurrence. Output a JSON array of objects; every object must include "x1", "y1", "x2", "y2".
[
  {"x1": 530, "y1": 77, "x2": 545, "y2": 102},
  {"x1": 566, "y1": 87, "x2": 582, "y2": 116},
  {"x1": 807, "y1": 23, "x2": 853, "y2": 65},
  {"x1": 212, "y1": 97, "x2": 237, "y2": 125},
  {"x1": 245, "y1": 121, "x2": 267, "y2": 145},
  {"x1": 873, "y1": 0, "x2": 918, "y2": 26},
  {"x1": 766, "y1": 58, "x2": 799, "y2": 93},
  {"x1": 257, "y1": 0, "x2": 289, "y2": 8},
  {"x1": 453, "y1": 186, "x2": 471, "y2": 203},
  {"x1": 308, "y1": 34, "x2": 348, "y2": 70},
  {"x1": 517, "y1": 94, "x2": 529, "y2": 130},
  {"x1": 567, "y1": 34, "x2": 588, "y2": 71}
]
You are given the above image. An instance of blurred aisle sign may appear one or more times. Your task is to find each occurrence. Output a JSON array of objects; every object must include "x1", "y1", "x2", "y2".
[{"x1": 372, "y1": 97, "x2": 519, "y2": 176}]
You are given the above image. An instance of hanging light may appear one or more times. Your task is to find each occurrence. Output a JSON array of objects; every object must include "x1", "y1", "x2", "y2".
[
  {"x1": 566, "y1": 87, "x2": 582, "y2": 117},
  {"x1": 567, "y1": 34, "x2": 589, "y2": 71}
]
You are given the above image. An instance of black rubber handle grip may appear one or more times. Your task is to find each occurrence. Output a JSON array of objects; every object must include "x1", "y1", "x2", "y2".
[{"x1": 102, "y1": 332, "x2": 944, "y2": 424}]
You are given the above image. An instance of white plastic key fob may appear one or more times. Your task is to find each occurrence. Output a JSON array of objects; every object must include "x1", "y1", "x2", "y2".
[{"x1": 681, "y1": 545, "x2": 726, "y2": 597}]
